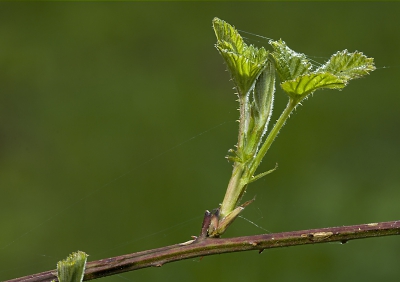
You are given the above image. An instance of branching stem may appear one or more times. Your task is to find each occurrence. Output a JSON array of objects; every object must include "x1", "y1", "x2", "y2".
[
  {"x1": 7, "y1": 219, "x2": 400, "y2": 282},
  {"x1": 218, "y1": 99, "x2": 297, "y2": 225}
]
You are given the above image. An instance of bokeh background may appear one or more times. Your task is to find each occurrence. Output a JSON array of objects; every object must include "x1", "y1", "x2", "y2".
[{"x1": 1, "y1": 2, "x2": 400, "y2": 281}]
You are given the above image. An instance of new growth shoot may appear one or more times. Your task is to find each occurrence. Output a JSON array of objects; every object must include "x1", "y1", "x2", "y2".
[{"x1": 208, "y1": 17, "x2": 375, "y2": 237}]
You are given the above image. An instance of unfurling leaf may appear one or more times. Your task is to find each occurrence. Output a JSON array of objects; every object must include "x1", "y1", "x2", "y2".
[
  {"x1": 252, "y1": 60, "x2": 275, "y2": 121},
  {"x1": 241, "y1": 61, "x2": 275, "y2": 159},
  {"x1": 212, "y1": 18, "x2": 269, "y2": 97},
  {"x1": 281, "y1": 73, "x2": 346, "y2": 101},
  {"x1": 317, "y1": 50, "x2": 376, "y2": 81},
  {"x1": 270, "y1": 41, "x2": 375, "y2": 103},
  {"x1": 270, "y1": 39, "x2": 312, "y2": 82},
  {"x1": 56, "y1": 251, "x2": 88, "y2": 282}
]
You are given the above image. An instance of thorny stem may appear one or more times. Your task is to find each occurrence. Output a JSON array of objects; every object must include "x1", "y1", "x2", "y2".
[
  {"x1": 7, "y1": 218, "x2": 400, "y2": 282},
  {"x1": 218, "y1": 98, "x2": 297, "y2": 225}
]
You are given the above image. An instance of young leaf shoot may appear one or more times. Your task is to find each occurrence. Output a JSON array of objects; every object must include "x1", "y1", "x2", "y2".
[{"x1": 209, "y1": 17, "x2": 375, "y2": 237}]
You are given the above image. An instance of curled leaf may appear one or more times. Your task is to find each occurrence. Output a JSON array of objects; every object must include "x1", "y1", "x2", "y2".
[
  {"x1": 270, "y1": 39, "x2": 312, "y2": 82},
  {"x1": 57, "y1": 251, "x2": 88, "y2": 282},
  {"x1": 270, "y1": 42, "x2": 375, "y2": 103},
  {"x1": 281, "y1": 72, "x2": 346, "y2": 101},
  {"x1": 213, "y1": 18, "x2": 269, "y2": 97},
  {"x1": 252, "y1": 60, "x2": 275, "y2": 121},
  {"x1": 317, "y1": 50, "x2": 376, "y2": 81}
]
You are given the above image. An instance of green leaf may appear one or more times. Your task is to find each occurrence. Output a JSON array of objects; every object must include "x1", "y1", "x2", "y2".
[
  {"x1": 271, "y1": 43, "x2": 375, "y2": 102},
  {"x1": 213, "y1": 17, "x2": 245, "y2": 55},
  {"x1": 57, "y1": 251, "x2": 88, "y2": 282},
  {"x1": 317, "y1": 50, "x2": 375, "y2": 81},
  {"x1": 270, "y1": 39, "x2": 312, "y2": 82},
  {"x1": 212, "y1": 18, "x2": 269, "y2": 97},
  {"x1": 281, "y1": 72, "x2": 346, "y2": 101}
]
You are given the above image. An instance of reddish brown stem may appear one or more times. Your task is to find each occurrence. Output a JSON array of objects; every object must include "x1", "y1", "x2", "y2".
[{"x1": 6, "y1": 219, "x2": 400, "y2": 282}]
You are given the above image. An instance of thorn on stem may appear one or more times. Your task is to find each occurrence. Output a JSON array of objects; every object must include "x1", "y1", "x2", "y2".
[{"x1": 198, "y1": 210, "x2": 212, "y2": 240}]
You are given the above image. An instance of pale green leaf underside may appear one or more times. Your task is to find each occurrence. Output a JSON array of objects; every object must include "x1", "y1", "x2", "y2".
[
  {"x1": 213, "y1": 17, "x2": 245, "y2": 54},
  {"x1": 281, "y1": 73, "x2": 346, "y2": 99},
  {"x1": 317, "y1": 50, "x2": 376, "y2": 80},
  {"x1": 57, "y1": 251, "x2": 88, "y2": 282},
  {"x1": 213, "y1": 17, "x2": 269, "y2": 96},
  {"x1": 270, "y1": 39, "x2": 312, "y2": 82},
  {"x1": 218, "y1": 49, "x2": 268, "y2": 98},
  {"x1": 253, "y1": 60, "x2": 275, "y2": 117}
]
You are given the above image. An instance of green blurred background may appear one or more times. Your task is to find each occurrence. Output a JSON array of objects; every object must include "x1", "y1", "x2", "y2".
[{"x1": 1, "y1": 2, "x2": 400, "y2": 281}]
